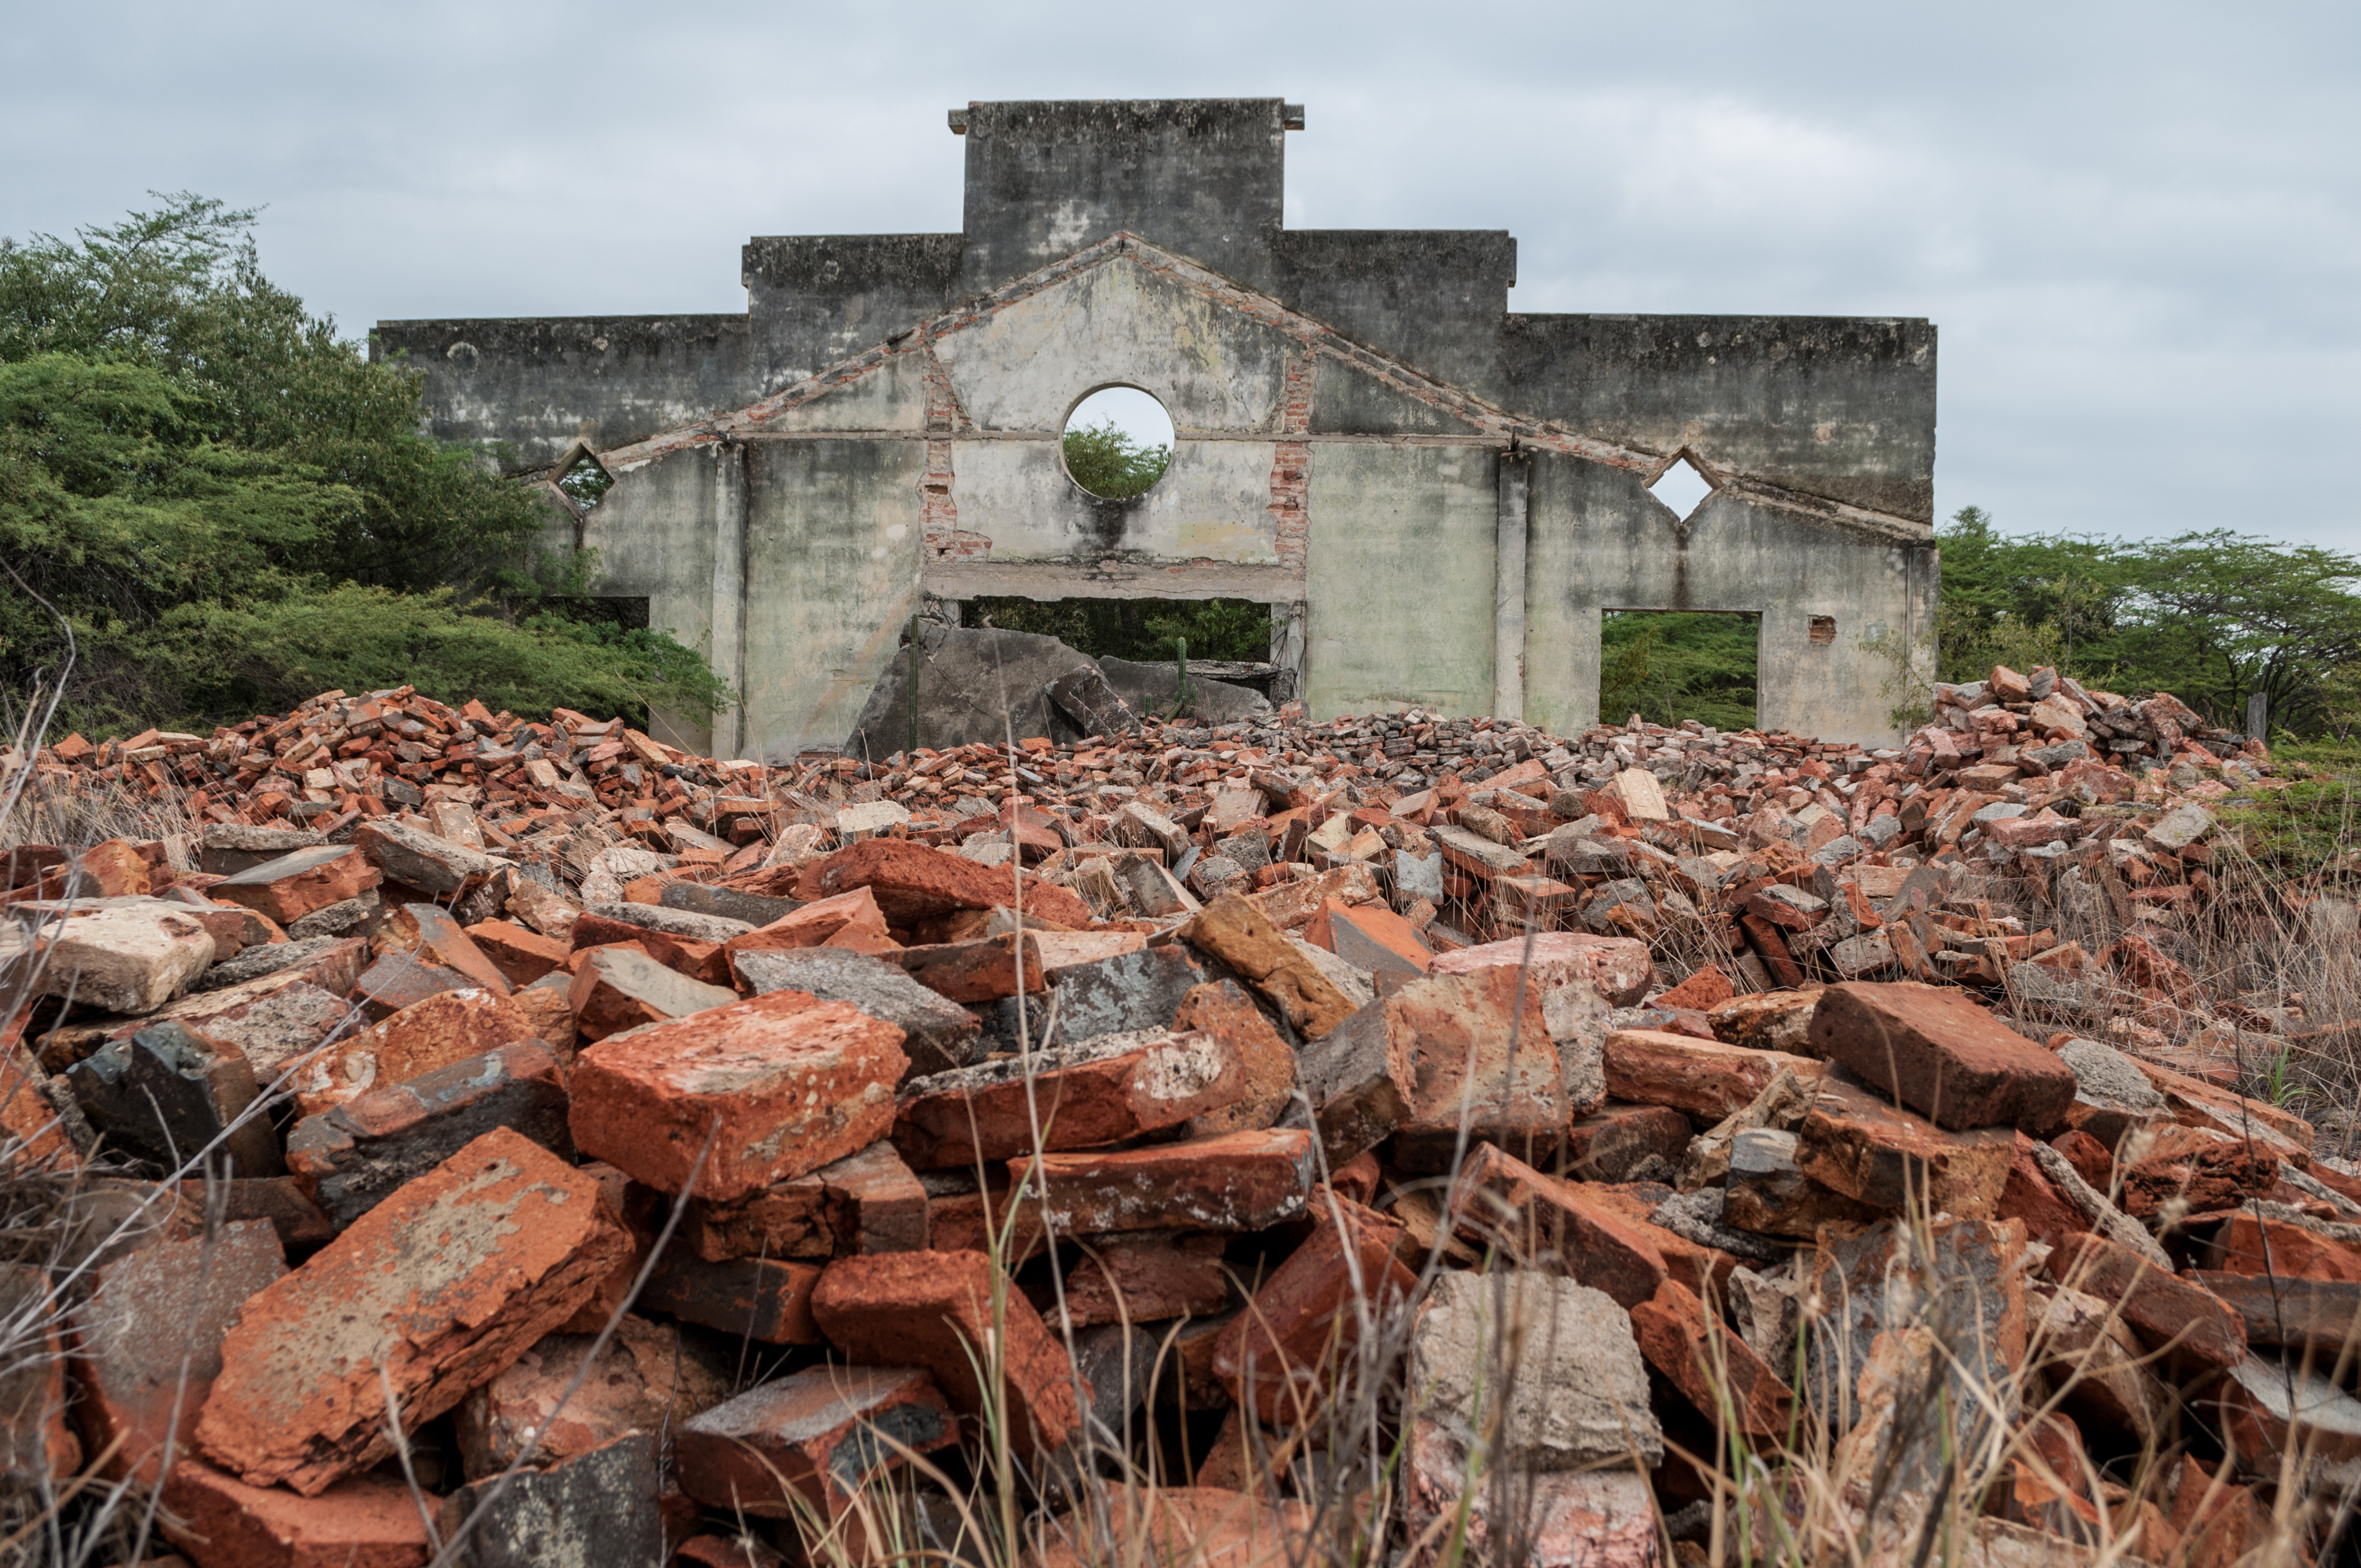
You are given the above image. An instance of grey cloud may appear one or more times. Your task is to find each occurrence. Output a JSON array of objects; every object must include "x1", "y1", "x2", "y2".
[{"x1": 5, "y1": 1, "x2": 2354, "y2": 545}]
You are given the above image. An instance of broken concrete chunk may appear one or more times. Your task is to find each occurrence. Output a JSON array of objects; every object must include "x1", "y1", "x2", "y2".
[
  {"x1": 68, "y1": 1018, "x2": 281, "y2": 1177},
  {"x1": 731, "y1": 945, "x2": 981, "y2": 1078},
  {"x1": 2056, "y1": 1035, "x2": 2167, "y2": 1145},
  {"x1": 570, "y1": 988, "x2": 907, "y2": 1200},
  {"x1": 193, "y1": 1127, "x2": 631, "y2": 1496},
  {"x1": 438, "y1": 1431, "x2": 663, "y2": 1568},
  {"x1": 1049, "y1": 941, "x2": 1207, "y2": 1046},
  {"x1": 1410, "y1": 1269, "x2": 1660, "y2": 1466},
  {"x1": 199, "y1": 822, "x2": 326, "y2": 876},
  {"x1": 568, "y1": 942, "x2": 737, "y2": 1041},
  {"x1": 28, "y1": 902, "x2": 214, "y2": 1015},
  {"x1": 1808, "y1": 1217, "x2": 2030, "y2": 1429},
  {"x1": 356, "y1": 814, "x2": 493, "y2": 894}
]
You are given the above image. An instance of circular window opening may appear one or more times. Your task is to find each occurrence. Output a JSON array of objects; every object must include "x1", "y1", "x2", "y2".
[{"x1": 1063, "y1": 386, "x2": 1174, "y2": 499}]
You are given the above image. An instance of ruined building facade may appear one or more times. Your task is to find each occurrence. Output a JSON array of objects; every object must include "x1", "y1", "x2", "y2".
[{"x1": 375, "y1": 99, "x2": 1938, "y2": 757}]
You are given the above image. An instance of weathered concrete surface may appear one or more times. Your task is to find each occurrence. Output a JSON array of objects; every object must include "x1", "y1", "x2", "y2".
[{"x1": 379, "y1": 98, "x2": 1937, "y2": 756}]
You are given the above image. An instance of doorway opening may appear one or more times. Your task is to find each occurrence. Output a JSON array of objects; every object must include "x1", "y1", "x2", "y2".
[{"x1": 1599, "y1": 610, "x2": 1760, "y2": 731}]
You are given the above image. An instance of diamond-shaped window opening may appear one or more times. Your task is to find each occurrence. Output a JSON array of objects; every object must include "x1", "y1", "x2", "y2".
[
  {"x1": 1647, "y1": 455, "x2": 1714, "y2": 521},
  {"x1": 1063, "y1": 386, "x2": 1175, "y2": 500},
  {"x1": 557, "y1": 450, "x2": 614, "y2": 512}
]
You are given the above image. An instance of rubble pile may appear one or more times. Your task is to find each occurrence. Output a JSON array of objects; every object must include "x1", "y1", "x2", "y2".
[{"x1": 0, "y1": 661, "x2": 2344, "y2": 1567}]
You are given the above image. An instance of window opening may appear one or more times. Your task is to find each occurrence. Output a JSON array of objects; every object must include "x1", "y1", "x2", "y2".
[
  {"x1": 557, "y1": 451, "x2": 614, "y2": 511},
  {"x1": 1062, "y1": 387, "x2": 1174, "y2": 499},
  {"x1": 1647, "y1": 455, "x2": 1713, "y2": 521}
]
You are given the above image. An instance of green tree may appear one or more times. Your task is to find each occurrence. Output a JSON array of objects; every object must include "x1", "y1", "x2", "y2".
[
  {"x1": 1598, "y1": 611, "x2": 1760, "y2": 731},
  {"x1": 0, "y1": 194, "x2": 729, "y2": 734},
  {"x1": 1062, "y1": 419, "x2": 1169, "y2": 499}
]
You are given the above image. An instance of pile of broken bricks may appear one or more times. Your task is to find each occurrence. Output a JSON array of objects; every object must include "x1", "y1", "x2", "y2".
[{"x1": 0, "y1": 666, "x2": 2347, "y2": 1566}]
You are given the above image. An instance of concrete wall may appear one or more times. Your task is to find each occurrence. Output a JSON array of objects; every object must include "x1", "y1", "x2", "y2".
[
  {"x1": 381, "y1": 98, "x2": 1939, "y2": 757},
  {"x1": 372, "y1": 315, "x2": 750, "y2": 472}
]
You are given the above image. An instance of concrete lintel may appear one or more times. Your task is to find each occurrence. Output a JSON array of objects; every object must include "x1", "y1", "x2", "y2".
[{"x1": 923, "y1": 559, "x2": 1304, "y2": 603}]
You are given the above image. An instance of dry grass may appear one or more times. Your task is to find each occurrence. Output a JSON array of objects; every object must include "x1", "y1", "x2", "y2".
[{"x1": 4, "y1": 701, "x2": 2357, "y2": 1566}]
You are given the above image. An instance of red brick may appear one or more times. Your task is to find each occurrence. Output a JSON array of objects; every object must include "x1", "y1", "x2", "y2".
[
  {"x1": 811, "y1": 1249, "x2": 1083, "y2": 1452},
  {"x1": 571, "y1": 909, "x2": 726, "y2": 985},
  {"x1": 2117, "y1": 1126, "x2": 2275, "y2": 1220},
  {"x1": 1809, "y1": 981, "x2": 2077, "y2": 1132},
  {"x1": 286, "y1": 1040, "x2": 572, "y2": 1227},
  {"x1": 1382, "y1": 967, "x2": 1565, "y2": 1147},
  {"x1": 453, "y1": 1315, "x2": 729, "y2": 1478},
  {"x1": 885, "y1": 930, "x2": 1047, "y2": 1002},
  {"x1": 1431, "y1": 930, "x2": 1654, "y2": 1006},
  {"x1": 1793, "y1": 1071, "x2": 2017, "y2": 1218},
  {"x1": 1654, "y1": 966, "x2": 1735, "y2": 1012},
  {"x1": 1062, "y1": 1233, "x2": 1230, "y2": 1326},
  {"x1": 567, "y1": 942, "x2": 737, "y2": 1041},
  {"x1": 1020, "y1": 1129, "x2": 1316, "y2": 1235},
  {"x1": 643, "y1": 1252, "x2": 826, "y2": 1344},
  {"x1": 292, "y1": 986, "x2": 538, "y2": 1116},
  {"x1": 1177, "y1": 891, "x2": 1356, "y2": 1039},
  {"x1": 721, "y1": 887, "x2": 889, "y2": 966},
  {"x1": 1175, "y1": 979, "x2": 1297, "y2": 1137},
  {"x1": 796, "y1": 836, "x2": 1093, "y2": 928},
  {"x1": 1212, "y1": 1197, "x2": 1416, "y2": 1426},
  {"x1": 1032, "y1": 1488, "x2": 1320, "y2": 1568},
  {"x1": 893, "y1": 1026, "x2": 1240, "y2": 1168},
  {"x1": 73, "y1": 1220, "x2": 286, "y2": 1484},
  {"x1": 1996, "y1": 1133, "x2": 2093, "y2": 1250},
  {"x1": 372, "y1": 902, "x2": 512, "y2": 996},
  {"x1": 1629, "y1": 1278, "x2": 1792, "y2": 1436},
  {"x1": 1604, "y1": 1028, "x2": 1827, "y2": 1119},
  {"x1": 675, "y1": 1366, "x2": 956, "y2": 1520},
  {"x1": 158, "y1": 1460, "x2": 432, "y2": 1567},
  {"x1": 195, "y1": 1127, "x2": 631, "y2": 1495},
  {"x1": 207, "y1": 845, "x2": 381, "y2": 924},
  {"x1": 1447, "y1": 1143, "x2": 1670, "y2": 1309},
  {"x1": 0, "y1": 1266, "x2": 78, "y2": 1481},
  {"x1": 570, "y1": 989, "x2": 907, "y2": 1200},
  {"x1": 348, "y1": 953, "x2": 477, "y2": 1024},
  {"x1": 2046, "y1": 1234, "x2": 2247, "y2": 1371},
  {"x1": 2207, "y1": 1211, "x2": 2361, "y2": 1282},
  {"x1": 465, "y1": 918, "x2": 570, "y2": 985}
]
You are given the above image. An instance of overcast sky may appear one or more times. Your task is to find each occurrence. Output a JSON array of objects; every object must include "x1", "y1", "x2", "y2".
[{"x1": 7, "y1": 1, "x2": 2354, "y2": 550}]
